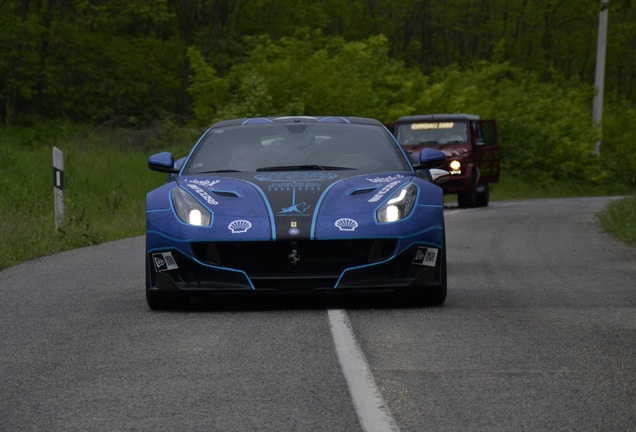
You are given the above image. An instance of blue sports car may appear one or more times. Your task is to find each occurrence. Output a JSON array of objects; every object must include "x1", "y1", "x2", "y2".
[{"x1": 145, "y1": 116, "x2": 448, "y2": 309}]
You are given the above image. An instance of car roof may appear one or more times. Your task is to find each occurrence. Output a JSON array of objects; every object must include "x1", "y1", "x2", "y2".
[
  {"x1": 395, "y1": 114, "x2": 481, "y2": 123},
  {"x1": 210, "y1": 116, "x2": 386, "y2": 128}
]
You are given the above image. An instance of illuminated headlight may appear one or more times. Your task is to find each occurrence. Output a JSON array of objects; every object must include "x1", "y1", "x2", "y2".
[
  {"x1": 449, "y1": 160, "x2": 462, "y2": 173},
  {"x1": 376, "y1": 183, "x2": 417, "y2": 223},
  {"x1": 171, "y1": 187, "x2": 211, "y2": 226}
]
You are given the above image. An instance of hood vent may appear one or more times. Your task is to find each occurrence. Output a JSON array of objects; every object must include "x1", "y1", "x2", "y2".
[
  {"x1": 211, "y1": 190, "x2": 240, "y2": 198},
  {"x1": 349, "y1": 187, "x2": 377, "y2": 196}
]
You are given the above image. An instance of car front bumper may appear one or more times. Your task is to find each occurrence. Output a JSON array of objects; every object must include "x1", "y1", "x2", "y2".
[{"x1": 147, "y1": 241, "x2": 445, "y2": 294}]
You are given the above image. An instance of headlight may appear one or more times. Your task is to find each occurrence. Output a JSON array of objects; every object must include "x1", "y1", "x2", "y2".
[
  {"x1": 171, "y1": 187, "x2": 211, "y2": 226},
  {"x1": 449, "y1": 160, "x2": 462, "y2": 172},
  {"x1": 376, "y1": 183, "x2": 417, "y2": 223}
]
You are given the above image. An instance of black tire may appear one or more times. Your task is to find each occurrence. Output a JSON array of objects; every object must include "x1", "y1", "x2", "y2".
[
  {"x1": 398, "y1": 282, "x2": 446, "y2": 307},
  {"x1": 475, "y1": 183, "x2": 490, "y2": 207},
  {"x1": 457, "y1": 173, "x2": 478, "y2": 208},
  {"x1": 426, "y1": 248, "x2": 447, "y2": 306},
  {"x1": 146, "y1": 290, "x2": 170, "y2": 310},
  {"x1": 426, "y1": 283, "x2": 447, "y2": 306},
  {"x1": 146, "y1": 290, "x2": 189, "y2": 310}
]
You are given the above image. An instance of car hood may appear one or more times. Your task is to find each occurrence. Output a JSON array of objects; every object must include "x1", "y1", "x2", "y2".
[{"x1": 148, "y1": 170, "x2": 440, "y2": 240}]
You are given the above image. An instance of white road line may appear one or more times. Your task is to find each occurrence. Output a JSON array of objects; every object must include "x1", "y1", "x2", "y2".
[{"x1": 328, "y1": 309, "x2": 400, "y2": 432}]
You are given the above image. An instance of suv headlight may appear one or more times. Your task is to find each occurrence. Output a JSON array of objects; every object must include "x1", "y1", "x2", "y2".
[
  {"x1": 376, "y1": 183, "x2": 417, "y2": 223},
  {"x1": 449, "y1": 159, "x2": 462, "y2": 174},
  {"x1": 171, "y1": 187, "x2": 211, "y2": 226}
]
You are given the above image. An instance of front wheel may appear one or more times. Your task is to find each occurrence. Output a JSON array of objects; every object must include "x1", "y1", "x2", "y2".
[
  {"x1": 457, "y1": 173, "x2": 478, "y2": 208},
  {"x1": 146, "y1": 290, "x2": 169, "y2": 310},
  {"x1": 475, "y1": 183, "x2": 490, "y2": 207},
  {"x1": 396, "y1": 248, "x2": 447, "y2": 306},
  {"x1": 145, "y1": 260, "x2": 187, "y2": 310},
  {"x1": 146, "y1": 290, "x2": 188, "y2": 310},
  {"x1": 425, "y1": 248, "x2": 447, "y2": 305},
  {"x1": 396, "y1": 282, "x2": 447, "y2": 307}
]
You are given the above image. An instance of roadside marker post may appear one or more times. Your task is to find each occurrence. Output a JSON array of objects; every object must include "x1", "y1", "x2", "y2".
[{"x1": 53, "y1": 147, "x2": 65, "y2": 230}]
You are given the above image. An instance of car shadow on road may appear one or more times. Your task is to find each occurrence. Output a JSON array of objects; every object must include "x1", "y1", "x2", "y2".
[{"x1": 161, "y1": 291, "x2": 444, "y2": 312}]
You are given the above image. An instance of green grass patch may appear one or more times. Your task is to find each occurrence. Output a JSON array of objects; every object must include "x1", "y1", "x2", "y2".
[
  {"x1": 490, "y1": 175, "x2": 633, "y2": 201},
  {"x1": 443, "y1": 174, "x2": 632, "y2": 205},
  {"x1": 0, "y1": 121, "x2": 199, "y2": 269},
  {"x1": 598, "y1": 196, "x2": 636, "y2": 244}
]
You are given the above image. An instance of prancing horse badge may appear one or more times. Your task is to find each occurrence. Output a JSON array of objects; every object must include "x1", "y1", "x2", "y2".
[{"x1": 288, "y1": 249, "x2": 300, "y2": 265}]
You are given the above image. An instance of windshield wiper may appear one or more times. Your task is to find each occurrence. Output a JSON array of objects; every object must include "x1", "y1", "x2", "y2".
[{"x1": 256, "y1": 165, "x2": 353, "y2": 171}]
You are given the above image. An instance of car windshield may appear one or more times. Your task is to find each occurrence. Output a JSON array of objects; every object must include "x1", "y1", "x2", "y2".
[
  {"x1": 396, "y1": 121, "x2": 468, "y2": 146},
  {"x1": 183, "y1": 123, "x2": 410, "y2": 173}
]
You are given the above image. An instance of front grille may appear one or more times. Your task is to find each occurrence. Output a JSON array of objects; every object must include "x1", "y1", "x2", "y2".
[{"x1": 191, "y1": 239, "x2": 397, "y2": 279}]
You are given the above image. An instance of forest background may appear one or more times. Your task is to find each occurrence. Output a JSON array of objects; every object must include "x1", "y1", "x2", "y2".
[{"x1": 1, "y1": 0, "x2": 635, "y2": 267}]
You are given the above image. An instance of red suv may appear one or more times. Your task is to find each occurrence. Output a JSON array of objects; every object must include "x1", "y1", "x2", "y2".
[{"x1": 392, "y1": 114, "x2": 500, "y2": 208}]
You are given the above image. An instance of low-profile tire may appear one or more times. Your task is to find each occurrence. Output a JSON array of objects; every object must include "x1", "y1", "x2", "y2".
[
  {"x1": 146, "y1": 290, "x2": 188, "y2": 310},
  {"x1": 425, "y1": 248, "x2": 447, "y2": 306},
  {"x1": 396, "y1": 284, "x2": 446, "y2": 307},
  {"x1": 426, "y1": 282, "x2": 447, "y2": 306},
  {"x1": 146, "y1": 290, "x2": 170, "y2": 310}
]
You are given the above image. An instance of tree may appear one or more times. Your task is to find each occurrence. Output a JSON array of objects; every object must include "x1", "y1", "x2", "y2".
[{"x1": 188, "y1": 30, "x2": 423, "y2": 124}]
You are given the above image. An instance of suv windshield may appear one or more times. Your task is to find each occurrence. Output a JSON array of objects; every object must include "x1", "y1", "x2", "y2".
[
  {"x1": 184, "y1": 123, "x2": 410, "y2": 173},
  {"x1": 396, "y1": 121, "x2": 468, "y2": 146}
]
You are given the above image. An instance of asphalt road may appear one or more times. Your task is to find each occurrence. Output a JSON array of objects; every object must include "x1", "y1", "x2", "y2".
[{"x1": 1, "y1": 197, "x2": 635, "y2": 431}]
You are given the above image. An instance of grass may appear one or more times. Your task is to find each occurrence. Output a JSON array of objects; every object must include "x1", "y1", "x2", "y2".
[
  {"x1": 489, "y1": 174, "x2": 633, "y2": 201},
  {"x1": 598, "y1": 196, "x2": 636, "y2": 244},
  {"x1": 1, "y1": 122, "x2": 634, "y2": 269},
  {"x1": 0, "y1": 121, "x2": 199, "y2": 269}
]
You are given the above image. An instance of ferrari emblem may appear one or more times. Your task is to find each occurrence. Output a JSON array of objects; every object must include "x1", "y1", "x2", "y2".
[{"x1": 288, "y1": 249, "x2": 301, "y2": 266}]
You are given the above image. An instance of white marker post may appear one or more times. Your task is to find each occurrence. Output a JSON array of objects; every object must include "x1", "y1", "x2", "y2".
[{"x1": 53, "y1": 147, "x2": 65, "y2": 230}]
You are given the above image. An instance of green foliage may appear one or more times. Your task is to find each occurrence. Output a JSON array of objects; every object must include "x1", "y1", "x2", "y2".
[
  {"x1": 189, "y1": 30, "x2": 422, "y2": 124},
  {"x1": 598, "y1": 196, "x2": 636, "y2": 244},
  {"x1": 0, "y1": 0, "x2": 182, "y2": 123},
  {"x1": 2, "y1": 0, "x2": 636, "y2": 125},
  {"x1": 187, "y1": 47, "x2": 228, "y2": 123},
  {"x1": 598, "y1": 93, "x2": 636, "y2": 187},
  {"x1": 3, "y1": 0, "x2": 636, "y2": 125}
]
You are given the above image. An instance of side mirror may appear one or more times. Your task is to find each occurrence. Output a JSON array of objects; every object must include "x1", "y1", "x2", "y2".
[
  {"x1": 168, "y1": 156, "x2": 187, "y2": 179},
  {"x1": 148, "y1": 152, "x2": 178, "y2": 174},
  {"x1": 414, "y1": 148, "x2": 446, "y2": 170}
]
